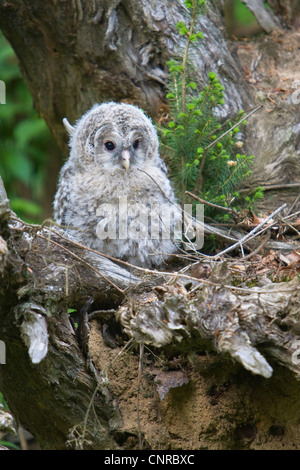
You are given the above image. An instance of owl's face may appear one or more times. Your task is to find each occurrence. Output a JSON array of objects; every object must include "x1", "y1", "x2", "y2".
[
  {"x1": 93, "y1": 123, "x2": 151, "y2": 171},
  {"x1": 66, "y1": 102, "x2": 160, "y2": 172}
]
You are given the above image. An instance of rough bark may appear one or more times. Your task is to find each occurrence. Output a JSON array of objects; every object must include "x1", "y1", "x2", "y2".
[
  {"x1": 0, "y1": 0, "x2": 251, "y2": 152},
  {"x1": 0, "y1": 0, "x2": 300, "y2": 450}
]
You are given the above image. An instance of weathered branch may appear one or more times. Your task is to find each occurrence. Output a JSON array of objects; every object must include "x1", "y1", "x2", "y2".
[{"x1": 120, "y1": 263, "x2": 300, "y2": 379}]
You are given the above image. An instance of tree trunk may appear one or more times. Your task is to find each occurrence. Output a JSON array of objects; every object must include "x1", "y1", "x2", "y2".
[{"x1": 0, "y1": 0, "x2": 300, "y2": 450}]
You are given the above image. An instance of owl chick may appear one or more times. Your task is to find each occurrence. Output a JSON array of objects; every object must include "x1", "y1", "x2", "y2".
[{"x1": 53, "y1": 102, "x2": 181, "y2": 268}]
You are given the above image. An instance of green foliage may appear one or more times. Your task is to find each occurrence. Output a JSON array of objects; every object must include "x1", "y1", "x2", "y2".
[
  {"x1": 0, "y1": 391, "x2": 8, "y2": 410},
  {"x1": 0, "y1": 32, "x2": 53, "y2": 222},
  {"x1": 234, "y1": 0, "x2": 258, "y2": 25},
  {"x1": 159, "y1": 0, "x2": 259, "y2": 221},
  {"x1": 0, "y1": 440, "x2": 20, "y2": 450},
  {"x1": 242, "y1": 186, "x2": 265, "y2": 210},
  {"x1": 0, "y1": 392, "x2": 18, "y2": 449}
]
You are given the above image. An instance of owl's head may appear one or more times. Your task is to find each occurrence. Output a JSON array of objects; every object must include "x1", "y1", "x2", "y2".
[{"x1": 63, "y1": 102, "x2": 160, "y2": 172}]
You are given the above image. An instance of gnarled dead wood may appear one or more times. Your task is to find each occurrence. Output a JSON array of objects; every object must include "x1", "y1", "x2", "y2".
[{"x1": 120, "y1": 262, "x2": 300, "y2": 379}]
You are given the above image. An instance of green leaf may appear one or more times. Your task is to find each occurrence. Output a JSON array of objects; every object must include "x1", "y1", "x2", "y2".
[
  {"x1": 10, "y1": 198, "x2": 42, "y2": 216},
  {"x1": 4, "y1": 151, "x2": 32, "y2": 185},
  {"x1": 0, "y1": 441, "x2": 20, "y2": 450},
  {"x1": 179, "y1": 28, "x2": 188, "y2": 36},
  {"x1": 188, "y1": 81, "x2": 197, "y2": 90},
  {"x1": 14, "y1": 119, "x2": 48, "y2": 147},
  {"x1": 166, "y1": 60, "x2": 176, "y2": 67},
  {"x1": 176, "y1": 22, "x2": 188, "y2": 36}
]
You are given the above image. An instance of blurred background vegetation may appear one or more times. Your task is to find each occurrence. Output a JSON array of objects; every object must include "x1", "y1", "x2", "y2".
[
  {"x1": 0, "y1": 0, "x2": 259, "y2": 225},
  {"x1": 0, "y1": 34, "x2": 60, "y2": 223}
]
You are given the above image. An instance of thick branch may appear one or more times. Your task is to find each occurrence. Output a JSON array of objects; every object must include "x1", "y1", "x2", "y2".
[{"x1": 120, "y1": 262, "x2": 300, "y2": 379}]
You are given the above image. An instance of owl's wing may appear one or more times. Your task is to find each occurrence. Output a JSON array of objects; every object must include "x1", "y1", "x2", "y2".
[
  {"x1": 53, "y1": 185, "x2": 68, "y2": 226},
  {"x1": 53, "y1": 162, "x2": 74, "y2": 226}
]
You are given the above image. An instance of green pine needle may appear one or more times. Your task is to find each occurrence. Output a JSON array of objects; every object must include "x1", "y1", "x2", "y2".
[{"x1": 158, "y1": 0, "x2": 260, "y2": 222}]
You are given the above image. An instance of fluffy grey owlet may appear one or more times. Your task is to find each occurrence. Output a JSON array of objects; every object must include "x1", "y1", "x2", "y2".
[{"x1": 53, "y1": 102, "x2": 181, "y2": 268}]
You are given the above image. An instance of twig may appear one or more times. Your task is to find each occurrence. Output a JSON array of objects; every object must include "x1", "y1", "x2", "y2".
[
  {"x1": 204, "y1": 105, "x2": 262, "y2": 153},
  {"x1": 80, "y1": 338, "x2": 135, "y2": 446},
  {"x1": 242, "y1": 231, "x2": 271, "y2": 260},
  {"x1": 239, "y1": 183, "x2": 300, "y2": 194},
  {"x1": 284, "y1": 210, "x2": 300, "y2": 221},
  {"x1": 136, "y1": 167, "x2": 210, "y2": 252},
  {"x1": 278, "y1": 216, "x2": 300, "y2": 238},
  {"x1": 10, "y1": 215, "x2": 297, "y2": 295},
  {"x1": 287, "y1": 193, "x2": 300, "y2": 216},
  {"x1": 101, "y1": 338, "x2": 135, "y2": 375},
  {"x1": 39, "y1": 222, "x2": 300, "y2": 294},
  {"x1": 185, "y1": 191, "x2": 240, "y2": 217},
  {"x1": 213, "y1": 203, "x2": 287, "y2": 259}
]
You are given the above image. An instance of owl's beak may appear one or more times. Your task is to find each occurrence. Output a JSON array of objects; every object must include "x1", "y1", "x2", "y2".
[{"x1": 121, "y1": 150, "x2": 130, "y2": 172}]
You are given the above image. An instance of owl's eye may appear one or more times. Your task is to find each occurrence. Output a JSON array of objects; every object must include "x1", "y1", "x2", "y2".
[
  {"x1": 104, "y1": 141, "x2": 116, "y2": 151},
  {"x1": 132, "y1": 139, "x2": 140, "y2": 150}
]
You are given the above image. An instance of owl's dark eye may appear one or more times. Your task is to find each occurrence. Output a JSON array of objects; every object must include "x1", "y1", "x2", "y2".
[
  {"x1": 132, "y1": 139, "x2": 140, "y2": 150},
  {"x1": 104, "y1": 141, "x2": 116, "y2": 151}
]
